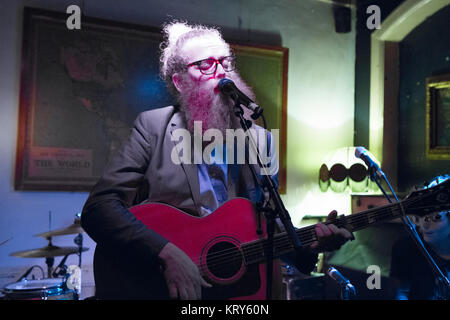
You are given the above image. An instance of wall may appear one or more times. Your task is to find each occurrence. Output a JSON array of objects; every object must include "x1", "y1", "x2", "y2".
[
  {"x1": 353, "y1": 0, "x2": 405, "y2": 148},
  {"x1": 328, "y1": 2, "x2": 449, "y2": 290},
  {"x1": 0, "y1": 0, "x2": 356, "y2": 295},
  {"x1": 397, "y1": 4, "x2": 450, "y2": 192}
]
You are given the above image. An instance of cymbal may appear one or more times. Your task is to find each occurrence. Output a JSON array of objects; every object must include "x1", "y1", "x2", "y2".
[
  {"x1": 10, "y1": 245, "x2": 89, "y2": 258},
  {"x1": 34, "y1": 223, "x2": 84, "y2": 238}
]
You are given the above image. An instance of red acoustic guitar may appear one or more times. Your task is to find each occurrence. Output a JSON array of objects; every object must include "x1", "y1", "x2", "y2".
[{"x1": 94, "y1": 179, "x2": 449, "y2": 299}]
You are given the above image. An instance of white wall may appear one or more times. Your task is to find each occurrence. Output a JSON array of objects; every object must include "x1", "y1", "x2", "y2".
[{"x1": 0, "y1": 0, "x2": 355, "y2": 291}]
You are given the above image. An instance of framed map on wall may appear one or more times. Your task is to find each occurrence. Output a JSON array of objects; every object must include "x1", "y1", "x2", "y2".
[
  {"x1": 15, "y1": 7, "x2": 289, "y2": 193},
  {"x1": 15, "y1": 7, "x2": 173, "y2": 191}
]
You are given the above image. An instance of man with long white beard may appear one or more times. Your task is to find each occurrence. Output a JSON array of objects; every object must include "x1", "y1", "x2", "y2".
[{"x1": 81, "y1": 21, "x2": 353, "y2": 300}]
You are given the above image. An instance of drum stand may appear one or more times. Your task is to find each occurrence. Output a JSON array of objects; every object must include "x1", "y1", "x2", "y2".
[
  {"x1": 45, "y1": 257, "x2": 55, "y2": 278},
  {"x1": 44, "y1": 232, "x2": 83, "y2": 278},
  {"x1": 45, "y1": 238, "x2": 55, "y2": 278},
  {"x1": 74, "y1": 233, "x2": 83, "y2": 267},
  {"x1": 51, "y1": 233, "x2": 83, "y2": 276}
]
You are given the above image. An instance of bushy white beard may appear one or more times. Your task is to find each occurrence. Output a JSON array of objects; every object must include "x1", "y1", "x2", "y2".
[{"x1": 178, "y1": 73, "x2": 255, "y2": 135}]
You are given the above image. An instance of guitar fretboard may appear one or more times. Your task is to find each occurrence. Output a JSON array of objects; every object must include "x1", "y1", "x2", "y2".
[{"x1": 241, "y1": 197, "x2": 416, "y2": 265}]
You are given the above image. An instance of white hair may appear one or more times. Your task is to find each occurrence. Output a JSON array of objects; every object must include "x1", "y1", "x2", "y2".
[{"x1": 159, "y1": 20, "x2": 229, "y2": 95}]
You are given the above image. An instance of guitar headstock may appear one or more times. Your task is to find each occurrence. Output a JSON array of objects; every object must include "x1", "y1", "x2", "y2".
[{"x1": 404, "y1": 175, "x2": 450, "y2": 216}]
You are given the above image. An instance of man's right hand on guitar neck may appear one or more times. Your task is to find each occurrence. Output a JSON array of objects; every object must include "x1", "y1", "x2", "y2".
[{"x1": 158, "y1": 242, "x2": 212, "y2": 300}]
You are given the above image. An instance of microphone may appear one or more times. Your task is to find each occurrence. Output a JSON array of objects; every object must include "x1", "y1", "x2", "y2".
[
  {"x1": 354, "y1": 146, "x2": 385, "y2": 178},
  {"x1": 327, "y1": 267, "x2": 356, "y2": 299},
  {"x1": 218, "y1": 78, "x2": 263, "y2": 118},
  {"x1": 327, "y1": 267, "x2": 351, "y2": 287}
]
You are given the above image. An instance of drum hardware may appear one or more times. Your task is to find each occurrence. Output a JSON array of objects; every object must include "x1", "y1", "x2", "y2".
[
  {"x1": 0, "y1": 237, "x2": 13, "y2": 247},
  {"x1": 52, "y1": 254, "x2": 70, "y2": 278},
  {"x1": 34, "y1": 222, "x2": 84, "y2": 238},
  {"x1": 10, "y1": 213, "x2": 88, "y2": 278},
  {"x1": 9, "y1": 242, "x2": 86, "y2": 257},
  {"x1": 2, "y1": 278, "x2": 77, "y2": 300},
  {"x1": 6, "y1": 254, "x2": 81, "y2": 300},
  {"x1": 9, "y1": 240, "x2": 88, "y2": 278},
  {"x1": 73, "y1": 233, "x2": 84, "y2": 267},
  {"x1": 15, "y1": 265, "x2": 45, "y2": 282},
  {"x1": 5, "y1": 213, "x2": 88, "y2": 299},
  {"x1": 34, "y1": 213, "x2": 84, "y2": 239}
]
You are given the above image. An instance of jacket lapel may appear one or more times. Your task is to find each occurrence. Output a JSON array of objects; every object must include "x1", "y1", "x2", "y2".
[{"x1": 168, "y1": 112, "x2": 202, "y2": 215}]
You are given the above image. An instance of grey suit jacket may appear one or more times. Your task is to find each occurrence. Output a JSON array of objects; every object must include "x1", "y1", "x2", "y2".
[
  {"x1": 81, "y1": 106, "x2": 264, "y2": 261},
  {"x1": 81, "y1": 106, "x2": 317, "y2": 299}
]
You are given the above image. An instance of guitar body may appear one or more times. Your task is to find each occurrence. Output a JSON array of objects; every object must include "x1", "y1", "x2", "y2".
[
  {"x1": 93, "y1": 198, "x2": 282, "y2": 300},
  {"x1": 92, "y1": 178, "x2": 450, "y2": 299}
]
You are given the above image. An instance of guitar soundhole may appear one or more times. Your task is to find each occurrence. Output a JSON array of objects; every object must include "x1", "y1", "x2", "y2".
[{"x1": 206, "y1": 241, "x2": 243, "y2": 280}]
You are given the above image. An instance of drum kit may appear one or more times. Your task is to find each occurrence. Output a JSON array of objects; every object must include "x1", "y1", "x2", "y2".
[{"x1": 2, "y1": 213, "x2": 89, "y2": 300}]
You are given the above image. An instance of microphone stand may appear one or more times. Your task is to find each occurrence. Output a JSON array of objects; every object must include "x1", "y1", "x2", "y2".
[
  {"x1": 233, "y1": 102, "x2": 303, "y2": 300},
  {"x1": 367, "y1": 165, "x2": 450, "y2": 298},
  {"x1": 341, "y1": 283, "x2": 356, "y2": 300}
]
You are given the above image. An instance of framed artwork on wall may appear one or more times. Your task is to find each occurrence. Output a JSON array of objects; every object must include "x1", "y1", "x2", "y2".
[
  {"x1": 231, "y1": 44, "x2": 288, "y2": 194},
  {"x1": 15, "y1": 7, "x2": 172, "y2": 191},
  {"x1": 426, "y1": 74, "x2": 450, "y2": 160},
  {"x1": 15, "y1": 7, "x2": 288, "y2": 193}
]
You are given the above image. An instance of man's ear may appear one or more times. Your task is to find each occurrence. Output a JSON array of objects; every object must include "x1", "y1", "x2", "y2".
[{"x1": 172, "y1": 73, "x2": 184, "y2": 93}]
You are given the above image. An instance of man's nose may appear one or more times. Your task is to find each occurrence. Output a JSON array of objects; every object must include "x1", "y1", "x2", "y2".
[{"x1": 215, "y1": 62, "x2": 226, "y2": 78}]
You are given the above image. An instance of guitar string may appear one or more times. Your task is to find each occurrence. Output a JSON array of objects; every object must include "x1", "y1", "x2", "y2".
[
  {"x1": 199, "y1": 195, "x2": 408, "y2": 264},
  {"x1": 191, "y1": 195, "x2": 430, "y2": 270},
  {"x1": 191, "y1": 224, "x2": 317, "y2": 268},
  {"x1": 206, "y1": 202, "x2": 448, "y2": 275},
  {"x1": 190, "y1": 194, "x2": 439, "y2": 271},
  {"x1": 179, "y1": 190, "x2": 445, "y2": 273},
  {"x1": 163, "y1": 185, "x2": 447, "y2": 271},
  {"x1": 192, "y1": 211, "x2": 384, "y2": 271},
  {"x1": 195, "y1": 203, "x2": 409, "y2": 270},
  {"x1": 240, "y1": 195, "x2": 434, "y2": 261}
]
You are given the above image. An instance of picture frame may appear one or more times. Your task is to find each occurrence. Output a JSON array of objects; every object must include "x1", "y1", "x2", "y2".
[
  {"x1": 425, "y1": 74, "x2": 450, "y2": 160},
  {"x1": 15, "y1": 7, "x2": 288, "y2": 193},
  {"x1": 230, "y1": 44, "x2": 288, "y2": 194},
  {"x1": 15, "y1": 7, "x2": 172, "y2": 191}
]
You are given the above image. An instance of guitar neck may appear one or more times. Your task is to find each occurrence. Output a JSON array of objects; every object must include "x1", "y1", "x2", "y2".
[{"x1": 242, "y1": 199, "x2": 408, "y2": 265}]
